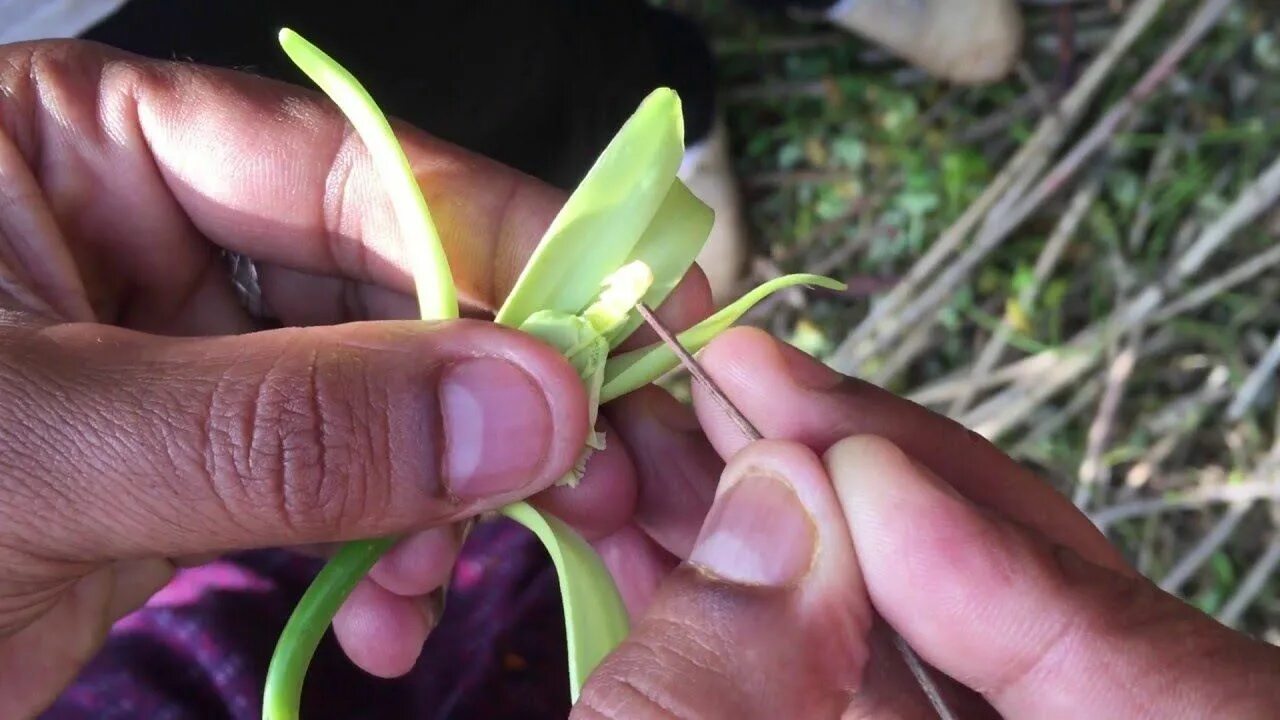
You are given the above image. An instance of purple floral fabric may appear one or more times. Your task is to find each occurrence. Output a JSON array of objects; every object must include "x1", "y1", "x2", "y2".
[{"x1": 43, "y1": 520, "x2": 569, "y2": 719}]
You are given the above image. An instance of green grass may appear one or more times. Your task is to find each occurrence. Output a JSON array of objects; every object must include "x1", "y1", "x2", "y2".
[{"x1": 675, "y1": 0, "x2": 1280, "y2": 638}]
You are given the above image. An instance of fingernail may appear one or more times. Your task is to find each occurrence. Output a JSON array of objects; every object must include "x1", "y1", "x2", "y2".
[
  {"x1": 689, "y1": 472, "x2": 816, "y2": 587},
  {"x1": 440, "y1": 358, "x2": 549, "y2": 500},
  {"x1": 826, "y1": 437, "x2": 972, "y2": 529},
  {"x1": 776, "y1": 341, "x2": 844, "y2": 390}
]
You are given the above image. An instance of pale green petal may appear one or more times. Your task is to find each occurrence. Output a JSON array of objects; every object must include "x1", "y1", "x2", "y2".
[
  {"x1": 500, "y1": 502, "x2": 629, "y2": 701},
  {"x1": 606, "y1": 180, "x2": 714, "y2": 348},
  {"x1": 518, "y1": 311, "x2": 609, "y2": 482},
  {"x1": 278, "y1": 29, "x2": 457, "y2": 321},
  {"x1": 583, "y1": 261, "x2": 655, "y2": 337},
  {"x1": 495, "y1": 88, "x2": 684, "y2": 328},
  {"x1": 600, "y1": 274, "x2": 846, "y2": 402}
]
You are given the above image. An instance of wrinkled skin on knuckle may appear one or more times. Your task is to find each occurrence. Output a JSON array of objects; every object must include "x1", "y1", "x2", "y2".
[
  {"x1": 992, "y1": 537, "x2": 1280, "y2": 716},
  {"x1": 1067, "y1": 551, "x2": 1280, "y2": 704},
  {"x1": 0, "y1": 324, "x2": 107, "y2": 633},
  {"x1": 200, "y1": 334, "x2": 405, "y2": 540},
  {"x1": 577, "y1": 615, "x2": 746, "y2": 720},
  {"x1": 577, "y1": 567, "x2": 863, "y2": 720},
  {"x1": 0, "y1": 326, "x2": 101, "y2": 547}
]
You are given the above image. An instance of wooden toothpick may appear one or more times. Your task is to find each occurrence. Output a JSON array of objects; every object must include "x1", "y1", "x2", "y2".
[
  {"x1": 633, "y1": 304, "x2": 762, "y2": 442},
  {"x1": 634, "y1": 303, "x2": 958, "y2": 720}
]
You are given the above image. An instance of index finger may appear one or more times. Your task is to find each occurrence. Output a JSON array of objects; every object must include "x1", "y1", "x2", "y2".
[
  {"x1": 0, "y1": 40, "x2": 709, "y2": 319},
  {"x1": 693, "y1": 327, "x2": 1129, "y2": 573}
]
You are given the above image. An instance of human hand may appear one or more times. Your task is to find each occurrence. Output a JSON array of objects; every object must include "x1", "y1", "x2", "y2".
[
  {"x1": 0, "y1": 39, "x2": 715, "y2": 717},
  {"x1": 575, "y1": 328, "x2": 1280, "y2": 719}
]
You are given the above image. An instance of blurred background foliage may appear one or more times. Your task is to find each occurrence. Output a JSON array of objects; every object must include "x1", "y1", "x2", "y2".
[{"x1": 666, "y1": 0, "x2": 1280, "y2": 637}]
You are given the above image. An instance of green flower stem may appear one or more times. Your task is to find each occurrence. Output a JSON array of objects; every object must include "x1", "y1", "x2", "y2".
[
  {"x1": 263, "y1": 537, "x2": 395, "y2": 720},
  {"x1": 265, "y1": 29, "x2": 457, "y2": 720}
]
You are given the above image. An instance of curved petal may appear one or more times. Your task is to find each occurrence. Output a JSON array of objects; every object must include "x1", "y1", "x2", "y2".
[
  {"x1": 601, "y1": 274, "x2": 847, "y2": 403},
  {"x1": 278, "y1": 28, "x2": 457, "y2": 320},
  {"x1": 606, "y1": 180, "x2": 713, "y2": 348},
  {"x1": 495, "y1": 88, "x2": 685, "y2": 328},
  {"x1": 500, "y1": 503, "x2": 629, "y2": 701}
]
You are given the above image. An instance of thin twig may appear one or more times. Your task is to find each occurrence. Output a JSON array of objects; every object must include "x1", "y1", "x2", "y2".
[
  {"x1": 893, "y1": 634, "x2": 958, "y2": 720},
  {"x1": 635, "y1": 304, "x2": 761, "y2": 441},
  {"x1": 1075, "y1": 331, "x2": 1143, "y2": 509},
  {"x1": 1127, "y1": 124, "x2": 1185, "y2": 252},
  {"x1": 1158, "y1": 500, "x2": 1253, "y2": 594},
  {"x1": 1227, "y1": 329, "x2": 1280, "y2": 421},
  {"x1": 872, "y1": 321, "x2": 937, "y2": 388},
  {"x1": 1218, "y1": 535, "x2": 1280, "y2": 628},
  {"x1": 959, "y1": 152, "x2": 1280, "y2": 441},
  {"x1": 957, "y1": 92, "x2": 1041, "y2": 144},
  {"x1": 831, "y1": 0, "x2": 1174, "y2": 374},
  {"x1": 1125, "y1": 366, "x2": 1232, "y2": 489},
  {"x1": 1152, "y1": 243, "x2": 1280, "y2": 324},
  {"x1": 1016, "y1": 0, "x2": 1234, "y2": 222},
  {"x1": 949, "y1": 176, "x2": 1101, "y2": 415},
  {"x1": 833, "y1": 0, "x2": 1233, "y2": 375},
  {"x1": 1009, "y1": 376, "x2": 1103, "y2": 462},
  {"x1": 1092, "y1": 476, "x2": 1280, "y2": 530}
]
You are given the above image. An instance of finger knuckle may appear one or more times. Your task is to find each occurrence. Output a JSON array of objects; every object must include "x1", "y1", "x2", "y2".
[
  {"x1": 987, "y1": 542, "x2": 1194, "y2": 702},
  {"x1": 205, "y1": 337, "x2": 392, "y2": 535},
  {"x1": 575, "y1": 617, "x2": 739, "y2": 720},
  {"x1": 573, "y1": 674, "x2": 687, "y2": 720},
  {"x1": 0, "y1": 328, "x2": 101, "y2": 549}
]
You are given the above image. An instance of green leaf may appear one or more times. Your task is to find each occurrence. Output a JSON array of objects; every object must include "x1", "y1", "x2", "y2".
[
  {"x1": 605, "y1": 180, "x2": 713, "y2": 348},
  {"x1": 278, "y1": 28, "x2": 457, "y2": 321},
  {"x1": 500, "y1": 502, "x2": 629, "y2": 702},
  {"x1": 600, "y1": 274, "x2": 846, "y2": 402},
  {"x1": 494, "y1": 88, "x2": 685, "y2": 328}
]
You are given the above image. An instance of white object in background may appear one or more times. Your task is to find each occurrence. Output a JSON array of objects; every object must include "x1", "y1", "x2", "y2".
[
  {"x1": 826, "y1": 0, "x2": 1023, "y2": 84},
  {"x1": 0, "y1": 0, "x2": 127, "y2": 44},
  {"x1": 680, "y1": 119, "x2": 748, "y2": 306}
]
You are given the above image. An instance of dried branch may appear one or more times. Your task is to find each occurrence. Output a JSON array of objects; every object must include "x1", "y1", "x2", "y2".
[
  {"x1": 1091, "y1": 475, "x2": 1280, "y2": 530},
  {"x1": 949, "y1": 176, "x2": 1101, "y2": 415},
  {"x1": 831, "y1": 0, "x2": 1232, "y2": 374},
  {"x1": 1218, "y1": 535, "x2": 1280, "y2": 628},
  {"x1": 1158, "y1": 500, "x2": 1253, "y2": 594},
  {"x1": 1227, "y1": 330, "x2": 1280, "y2": 422},
  {"x1": 960, "y1": 151, "x2": 1280, "y2": 441},
  {"x1": 1075, "y1": 331, "x2": 1143, "y2": 509}
]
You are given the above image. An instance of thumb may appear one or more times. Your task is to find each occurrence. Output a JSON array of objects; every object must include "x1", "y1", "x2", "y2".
[
  {"x1": 827, "y1": 435, "x2": 1280, "y2": 719},
  {"x1": 0, "y1": 319, "x2": 587, "y2": 561},
  {"x1": 576, "y1": 440, "x2": 986, "y2": 719},
  {"x1": 575, "y1": 440, "x2": 870, "y2": 719}
]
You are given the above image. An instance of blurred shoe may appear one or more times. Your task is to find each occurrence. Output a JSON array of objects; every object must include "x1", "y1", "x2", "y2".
[
  {"x1": 0, "y1": 0, "x2": 125, "y2": 43},
  {"x1": 824, "y1": 0, "x2": 1023, "y2": 84},
  {"x1": 680, "y1": 117, "x2": 749, "y2": 306}
]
